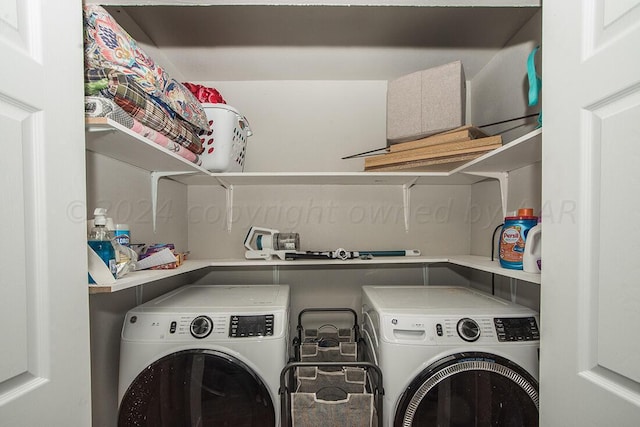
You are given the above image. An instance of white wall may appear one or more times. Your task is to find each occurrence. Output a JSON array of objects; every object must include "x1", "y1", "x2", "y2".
[
  {"x1": 187, "y1": 184, "x2": 471, "y2": 259},
  {"x1": 195, "y1": 80, "x2": 388, "y2": 172},
  {"x1": 469, "y1": 10, "x2": 542, "y2": 142},
  {"x1": 85, "y1": 152, "x2": 189, "y2": 252}
]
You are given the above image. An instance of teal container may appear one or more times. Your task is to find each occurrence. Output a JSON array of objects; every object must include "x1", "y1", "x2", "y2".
[{"x1": 499, "y1": 208, "x2": 538, "y2": 270}]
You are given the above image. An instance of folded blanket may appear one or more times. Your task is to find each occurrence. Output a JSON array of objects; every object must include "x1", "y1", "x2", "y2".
[
  {"x1": 86, "y1": 68, "x2": 204, "y2": 154},
  {"x1": 85, "y1": 95, "x2": 133, "y2": 126},
  {"x1": 85, "y1": 96, "x2": 202, "y2": 166},
  {"x1": 83, "y1": 4, "x2": 210, "y2": 133}
]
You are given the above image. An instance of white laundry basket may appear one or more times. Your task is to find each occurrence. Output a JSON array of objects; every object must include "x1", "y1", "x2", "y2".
[{"x1": 198, "y1": 104, "x2": 252, "y2": 172}]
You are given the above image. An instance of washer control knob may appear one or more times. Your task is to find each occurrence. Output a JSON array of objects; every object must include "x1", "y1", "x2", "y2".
[
  {"x1": 190, "y1": 315, "x2": 213, "y2": 339},
  {"x1": 457, "y1": 318, "x2": 481, "y2": 342}
]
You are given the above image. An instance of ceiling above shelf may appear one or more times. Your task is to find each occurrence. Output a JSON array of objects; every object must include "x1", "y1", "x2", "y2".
[{"x1": 95, "y1": 2, "x2": 541, "y2": 81}]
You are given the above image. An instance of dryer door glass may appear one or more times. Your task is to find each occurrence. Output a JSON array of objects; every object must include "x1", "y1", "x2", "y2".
[
  {"x1": 395, "y1": 352, "x2": 538, "y2": 427},
  {"x1": 118, "y1": 349, "x2": 275, "y2": 427}
]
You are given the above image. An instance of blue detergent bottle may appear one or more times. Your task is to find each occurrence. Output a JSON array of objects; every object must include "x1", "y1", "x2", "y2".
[
  {"x1": 499, "y1": 208, "x2": 538, "y2": 270},
  {"x1": 88, "y1": 208, "x2": 116, "y2": 283}
]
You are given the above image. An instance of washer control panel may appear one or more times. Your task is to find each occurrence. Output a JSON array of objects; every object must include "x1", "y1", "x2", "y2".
[
  {"x1": 380, "y1": 314, "x2": 539, "y2": 345},
  {"x1": 229, "y1": 314, "x2": 274, "y2": 338},
  {"x1": 494, "y1": 317, "x2": 539, "y2": 342},
  {"x1": 123, "y1": 311, "x2": 283, "y2": 341}
]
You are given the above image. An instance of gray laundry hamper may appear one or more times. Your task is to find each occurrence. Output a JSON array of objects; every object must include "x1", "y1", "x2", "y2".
[{"x1": 280, "y1": 308, "x2": 383, "y2": 427}]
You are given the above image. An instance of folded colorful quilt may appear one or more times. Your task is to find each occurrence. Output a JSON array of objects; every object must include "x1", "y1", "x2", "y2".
[
  {"x1": 85, "y1": 96, "x2": 202, "y2": 166},
  {"x1": 86, "y1": 68, "x2": 204, "y2": 154},
  {"x1": 83, "y1": 4, "x2": 210, "y2": 133}
]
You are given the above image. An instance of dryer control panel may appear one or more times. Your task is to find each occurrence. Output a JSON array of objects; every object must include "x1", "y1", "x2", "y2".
[
  {"x1": 494, "y1": 317, "x2": 539, "y2": 342},
  {"x1": 229, "y1": 314, "x2": 275, "y2": 338}
]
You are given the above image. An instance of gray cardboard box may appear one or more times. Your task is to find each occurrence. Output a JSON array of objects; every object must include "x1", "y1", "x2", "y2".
[{"x1": 387, "y1": 60, "x2": 466, "y2": 143}]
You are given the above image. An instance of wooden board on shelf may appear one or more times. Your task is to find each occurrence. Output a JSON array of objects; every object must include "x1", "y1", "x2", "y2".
[
  {"x1": 365, "y1": 135, "x2": 502, "y2": 170},
  {"x1": 365, "y1": 146, "x2": 501, "y2": 172},
  {"x1": 364, "y1": 153, "x2": 483, "y2": 172},
  {"x1": 389, "y1": 125, "x2": 488, "y2": 152}
]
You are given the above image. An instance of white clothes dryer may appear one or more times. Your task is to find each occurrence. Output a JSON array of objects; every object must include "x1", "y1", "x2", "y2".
[
  {"x1": 118, "y1": 284, "x2": 290, "y2": 427},
  {"x1": 361, "y1": 285, "x2": 539, "y2": 427}
]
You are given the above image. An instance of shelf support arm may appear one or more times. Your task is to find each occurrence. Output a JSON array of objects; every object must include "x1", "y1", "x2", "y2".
[
  {"x1": 402, "y1": 178, "x2": 419, "y2": 233},
  {"x1": 215, "y1": 177, "x2": 234, "y2": 233},
  {"x1": 510, "y1": 277, "x2": 518, "y2": 303},
  {"x1": 150, "y1": 171, "x2": 194, "y2": 233},
  {"x1": 463, "y1": 171, "x2": 509, "y2": 218}
]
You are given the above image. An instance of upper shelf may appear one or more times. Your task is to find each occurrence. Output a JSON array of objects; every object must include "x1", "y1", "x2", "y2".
[
  {"x1": 180, "y1": 172, "x2": 478, "y2": 186},
  {"x1": 454, "y1": 127, "x2": 542, "y2": 174},
  {"x1": 86, "y1": 117, "x2": 541, "y2": 186},
  {"x1": 85, "y1": 117, "x2": 210, "y2": 174}
]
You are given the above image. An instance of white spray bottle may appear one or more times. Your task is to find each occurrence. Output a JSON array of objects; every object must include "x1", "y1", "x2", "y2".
[{"x1": 523, "y1": 220, "x2": 541, "y2": 274}]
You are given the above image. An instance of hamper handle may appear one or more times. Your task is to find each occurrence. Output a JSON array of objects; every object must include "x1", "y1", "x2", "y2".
[
  {"x1": 297, "y1": 307, "x2": 358, "y2": 329},
  {"x1": 238, "y1": 114, "x2": 253, "y2": 136}
]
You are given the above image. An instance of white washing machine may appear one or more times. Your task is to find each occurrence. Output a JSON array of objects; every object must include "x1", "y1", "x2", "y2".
[
  {"x1": 361, "y1": 285, "x2": 540, "y2": 427},
  {"x1": 117, "y1": 284, "x2": 290, "y2": 427}
]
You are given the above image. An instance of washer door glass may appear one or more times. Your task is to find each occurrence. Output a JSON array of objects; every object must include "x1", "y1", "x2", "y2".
[
  {"x1": 118, "y1": 349, "x2": 275, "y2": 427},
  {"x1": 395, "y1": 352, "x2": 538, "y2": 427}
]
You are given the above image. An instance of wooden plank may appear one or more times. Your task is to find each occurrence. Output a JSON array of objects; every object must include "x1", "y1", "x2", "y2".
[
  {"x1": 388, "y1": 125, "x2": 488, "y2": 152},
  {"x1": 365, "y1": 136, "x2": 502, "y2": 169},
  {"x1": 365, "y1": 152, "x2": 490, "y2": 172}
]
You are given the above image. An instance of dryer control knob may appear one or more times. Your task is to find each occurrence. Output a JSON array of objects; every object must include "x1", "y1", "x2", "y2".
[
  {"x1": 457, "y1": 318, "x2": 481, "y2": 342},
  {"x1": 190, "y1": 315, "x2": 213, "y2": 339}
]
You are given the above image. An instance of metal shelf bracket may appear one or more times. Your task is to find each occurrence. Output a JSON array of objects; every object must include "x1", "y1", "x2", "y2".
[
  {"x1": 463, "y1": 171, "x2": 509, "y2": 218},
  {"x1": 215, "y1": 177, "x2": 234, "y2": 233},
  {"x1": 150, "y1": 171, "x2": 194, "y2": 233},
  {"x1": 403, "y1": 177, "x2": 419, "y2": 233}
]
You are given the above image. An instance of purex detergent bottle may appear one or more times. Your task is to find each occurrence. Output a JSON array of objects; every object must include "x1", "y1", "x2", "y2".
[{"x1": 499, "y1": 208, "x2": 538, "y2": 270}]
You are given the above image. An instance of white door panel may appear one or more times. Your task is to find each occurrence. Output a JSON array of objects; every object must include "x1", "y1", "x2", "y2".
[
  {"x1": 0, "y1": 104, "x2": 31, "y2": 395},
  {"x1": 542, "y1": 0, "x2": 640, "y2": 424},
  {"x1": 0, "y1": 0, "x2": 91, "y2": 425}
]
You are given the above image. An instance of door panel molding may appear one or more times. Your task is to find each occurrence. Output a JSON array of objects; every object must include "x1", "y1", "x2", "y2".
[
  {"x1": 0, "y1": 100, "x2": 50, "y2": 404},
  {"x1": 577, "y1": 84, "x2": 640, "y2": 402}
]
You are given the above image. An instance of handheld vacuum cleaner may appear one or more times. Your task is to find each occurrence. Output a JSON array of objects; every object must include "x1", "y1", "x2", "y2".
[
  {"x1": 244, "y1": 226, "x2": 302, "y2": 260},
  {"x1": 244, "y1": 226, "x2": 420, "y2": 261}
]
